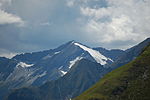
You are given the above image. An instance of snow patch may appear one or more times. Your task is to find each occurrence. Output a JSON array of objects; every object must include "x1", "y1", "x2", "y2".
[
  {"x1": 5, "y1": 65, "x2": 37, "y2": 87},
  {"x1": 17, "y1": 62, "x2": 34, "y2": 68},
  {"x1": 59, "y1": 66, "x2": 63, "y2": 70},
  {"x1": 58, "y1": 56, "x2": 83, "y2": 77},
  {"x1": 60, "y1": 70, "x2": 67, "y2": 76},
  {"x1": 38, "y1": 71, "x2": 47, "y2": 77},
  {"x1": 54, "y1": 51, "x2": 61, "y2": 55},
  {"x1": 69, "y1": 57, "x2": 83, "y2": 69},
  {"x1": 74, "y1": 43, "x2": 113, "y2": 65},
  {"x1": 42, "y1": 54, "x2": 52, "y2": 59},
  {"x1": 108, "y1": 58, "x2": 114, "y2": 62},
  {"x1": 43, "y1": 51, "x2": 61, "y2": 60},
  {"x1": 58, "y1": 66, "x2": 67, "y2": 76}
]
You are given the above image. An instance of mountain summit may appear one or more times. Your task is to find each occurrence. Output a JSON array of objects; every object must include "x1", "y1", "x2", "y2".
[{"x1": 0, "y1": 41, "x2": 113, "y2": 90}]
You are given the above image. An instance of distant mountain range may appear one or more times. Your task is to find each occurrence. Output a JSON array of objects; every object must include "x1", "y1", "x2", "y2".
[
  {"x1": 1, "y1": 41, "x2": 115, "y2": 88},
  {"x1": 0, "y1": 40, "x2": 121, "y2": 99},
  {"x1": 0, "y1": 38, "x2": 150, "y2": 100}
]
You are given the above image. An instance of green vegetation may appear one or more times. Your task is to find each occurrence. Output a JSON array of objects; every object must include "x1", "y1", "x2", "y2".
[{"x1": 74, "y1": 45, "x2": 150, "y2": 100}]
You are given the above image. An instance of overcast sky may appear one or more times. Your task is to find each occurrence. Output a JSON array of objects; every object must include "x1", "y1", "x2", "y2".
[{"x1": 0, "y1": 0, "x2": 150, "y2": 58}]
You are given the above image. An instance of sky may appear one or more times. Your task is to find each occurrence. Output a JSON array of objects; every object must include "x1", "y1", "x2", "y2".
[{"x1": 0, "y1": 0, "x2": 150, "y2": 58}]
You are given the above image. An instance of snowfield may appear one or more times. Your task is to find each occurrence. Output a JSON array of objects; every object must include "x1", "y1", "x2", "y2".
[{"x1": 74, "y1": 42, "x2": 112, "y2": 65}]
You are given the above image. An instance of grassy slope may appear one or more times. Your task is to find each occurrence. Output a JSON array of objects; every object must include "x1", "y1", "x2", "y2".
[{"x1": 74, "y1": 45, "x2": 150, "y2": 100}]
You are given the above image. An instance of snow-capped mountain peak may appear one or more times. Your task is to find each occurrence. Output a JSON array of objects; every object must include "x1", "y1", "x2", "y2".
[
  {"x1": 3, "y1": 40, "x2": 114, "y2": 89},
  {"x1": 74, "y1": 42, "x2": 113, "y2": 65}
]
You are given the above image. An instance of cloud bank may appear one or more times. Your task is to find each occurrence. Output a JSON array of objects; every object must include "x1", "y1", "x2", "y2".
[
  {"x1": 0, "y1": 0, "x2": 150, "y2": 58},
  {"x1": 77, "y1": 0, "x2": 150, "y2": 48},
  {"x1": 0, "y1": 9, "x2": 24, "y2": 25}
]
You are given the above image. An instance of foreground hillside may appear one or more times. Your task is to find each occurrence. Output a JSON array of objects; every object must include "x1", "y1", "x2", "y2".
[{"x1": 74, "y1": 44, "x2": 150, "y2": 100}]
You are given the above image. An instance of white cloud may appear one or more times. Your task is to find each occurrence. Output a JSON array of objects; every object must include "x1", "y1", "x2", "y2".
[
  {"x1": 0, "y1": 52, "x2": 16, "y2": 58},
  {"x1": 79, "y1": 0, "x2": 150, "y2": 48},
  {"x1": 66, "y1": 0, "x2": 75, "y2": 7},
  {"x1": 66, "y1": 0, "x2": 99, "y2": 7},
  {"x1": 0, "y1": 9, "x2": 24, "y2": 25},
  {"x1": 80, "y1": 6, "x2": 111, "y2": 20},
  {"x1": 0, "y1": 0, "x2": 24, "y2": 26},
  {"x1": 0, "y1": 48, "x2": 17, "y2": 58},
  {"x1": 86, "y1": 15, "x2": 140, "y2": 43},
  {"x1": 0, "y1": 0, "x2": 150, "y2": 56}
]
